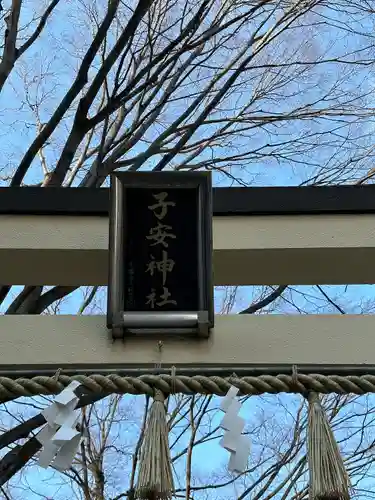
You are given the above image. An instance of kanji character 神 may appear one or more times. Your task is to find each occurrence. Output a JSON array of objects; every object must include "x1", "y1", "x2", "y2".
[{"x1": 146, "y1": 250, "x2": 175, "y2": 285}]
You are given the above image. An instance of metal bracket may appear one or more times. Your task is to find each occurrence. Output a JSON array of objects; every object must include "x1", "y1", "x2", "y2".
[{"x1": 111, "y1": 311, "x2": 211, "y2": 340}]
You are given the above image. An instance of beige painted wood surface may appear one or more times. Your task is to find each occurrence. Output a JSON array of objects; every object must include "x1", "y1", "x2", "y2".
[
  {"x1": 1, "y1": 213, "x2": 375, "y2": 285},
  {"x1": 0, "y1": 314, "x2": 372, "y2": 367}
]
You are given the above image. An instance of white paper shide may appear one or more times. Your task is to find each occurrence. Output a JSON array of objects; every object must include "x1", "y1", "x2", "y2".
[
  {"x1": 219, "y1": 386, "x2": 251, "y2": 473},
  {"x1": 36, "y1": 381, "x2": 83, "y2": 471}
]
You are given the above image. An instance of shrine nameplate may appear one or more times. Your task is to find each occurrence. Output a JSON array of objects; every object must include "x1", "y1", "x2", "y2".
[{"x1": 107, "y1": 171, "x2": 213, "y2": 339}]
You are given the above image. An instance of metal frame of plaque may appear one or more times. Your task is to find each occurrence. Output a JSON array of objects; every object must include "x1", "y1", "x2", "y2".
[{"x1": 107, "y1": 171, "x2": 213, "y2": 339}]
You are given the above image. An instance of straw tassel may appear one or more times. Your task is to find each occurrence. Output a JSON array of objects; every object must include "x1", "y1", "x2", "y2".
[
  {"x1": 135, "y1": 390, "x2": 174, "y2": 500},
  {"x1": 307, "y1": 392, "x2": 350, "y2": 500}
]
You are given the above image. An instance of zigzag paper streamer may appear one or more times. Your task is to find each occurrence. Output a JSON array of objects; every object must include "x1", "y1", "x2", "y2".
[
  {"x1": 219, "y1": 386, "x2": 250, "y2": 473},
  {"x1": 36, "y1": 381, "x2": 83, "y2": 471}
]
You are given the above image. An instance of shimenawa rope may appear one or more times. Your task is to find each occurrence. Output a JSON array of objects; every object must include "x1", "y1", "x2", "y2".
[{"x1": 1, "y1": 373, "x2": 375, "y2": 401}]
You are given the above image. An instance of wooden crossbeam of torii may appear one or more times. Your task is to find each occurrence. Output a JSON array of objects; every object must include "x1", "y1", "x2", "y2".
[
  {"x1": 1, "y1": 184, "x2": 375, "y2": 286},
  {"x1": 0, "y1": 314, "x2": 372, "y2": 376}
]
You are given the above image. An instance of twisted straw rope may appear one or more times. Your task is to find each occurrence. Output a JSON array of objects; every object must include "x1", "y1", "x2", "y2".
[{"x1": 0, "y1": 373, "x2": 375, "y2": 402}]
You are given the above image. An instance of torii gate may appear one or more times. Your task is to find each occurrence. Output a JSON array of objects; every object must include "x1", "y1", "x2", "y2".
[{"x1": 0, "y1": 176, "x2": 374, "y2": 498}]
